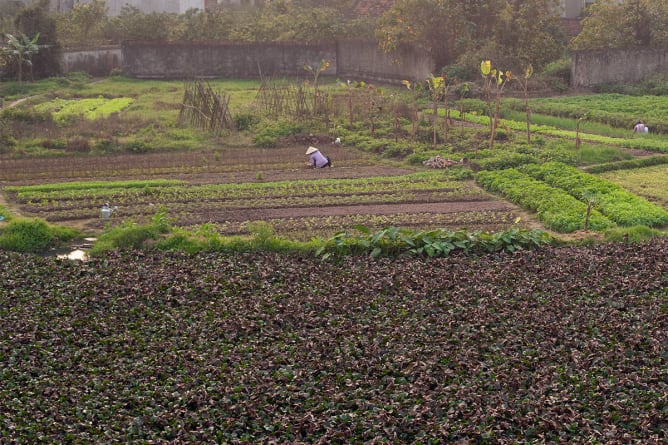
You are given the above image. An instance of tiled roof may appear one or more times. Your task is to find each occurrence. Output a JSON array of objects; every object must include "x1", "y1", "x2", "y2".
[{"x1": 352, "y1": 0, "x2": 395, "y2": 17}]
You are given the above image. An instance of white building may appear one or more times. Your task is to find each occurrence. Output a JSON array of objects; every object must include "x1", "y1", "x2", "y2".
[
  {"x1": 560, "y1": 0, "x2": 596, "y2": 19},
  {"x1": 105, "y1": 0, "x2": 204, "y2": 16},
  {"x1": 49, "y1": 0, "x2": 265, "y2": 14},
  {"x1": 48, "y1": 0, "x2": 205, "y2": 15}
]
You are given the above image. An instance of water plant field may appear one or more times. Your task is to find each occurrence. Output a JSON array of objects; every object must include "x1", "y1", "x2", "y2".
[{"x1": 1, "y1": 241, "x2": 666, "y2": 443}]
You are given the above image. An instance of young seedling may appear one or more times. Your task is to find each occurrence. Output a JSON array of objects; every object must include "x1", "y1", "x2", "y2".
[{"x1": 523, "y1": 64, "x2": 533, "y2": 144}]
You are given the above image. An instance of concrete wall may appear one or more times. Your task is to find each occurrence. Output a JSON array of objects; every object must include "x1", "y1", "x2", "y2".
[
  {"x1": 571, "y1": 47, "x2": 668, "y2": 88},
  {"x1": 121, "y1": 41, "x2": 337, "y2": 79},
  {"x1": 337, "y1": 40, "x2": 434, "y2": 83},
  {"x1": 62, "y1": 47, "x2": 122, "y2": 77},
  {"x1": 121, "y1": 40, "x2": 433, "y2": 84}
]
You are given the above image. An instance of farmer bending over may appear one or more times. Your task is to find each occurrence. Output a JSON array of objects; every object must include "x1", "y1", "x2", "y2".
[{"x1": 306, "y1": 146, "x2": 332, "y2": 168}]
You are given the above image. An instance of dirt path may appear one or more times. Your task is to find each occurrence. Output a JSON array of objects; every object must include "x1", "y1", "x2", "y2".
[{"x1": 5, "y1": 97, "x2": 30, "y2": 108}]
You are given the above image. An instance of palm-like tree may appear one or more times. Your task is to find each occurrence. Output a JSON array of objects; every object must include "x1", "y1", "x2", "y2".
[{"x1": 5, "y1": 32, "x2": 42, "y2": 83}]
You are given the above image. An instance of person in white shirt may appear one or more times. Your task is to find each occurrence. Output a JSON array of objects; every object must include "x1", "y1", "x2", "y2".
[{"x1": 633, "y1": 120, "x2": 648, "y2": 134}]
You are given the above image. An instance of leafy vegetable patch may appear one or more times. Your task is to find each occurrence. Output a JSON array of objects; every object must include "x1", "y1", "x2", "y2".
[
  {"x1": 33, "y1": 97, "x2": 134, "y2": 125},
  {"x1": 1, "y1": 241, "x2": 667, "y2": 443}
]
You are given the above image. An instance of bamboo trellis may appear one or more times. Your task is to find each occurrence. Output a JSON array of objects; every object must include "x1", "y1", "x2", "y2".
[
  {"x1": 255, "y1": 82, "x2": 315, "y2": 118},
  {"x1": 179, "y1": 80, "x2": 234, "y2": 135}
]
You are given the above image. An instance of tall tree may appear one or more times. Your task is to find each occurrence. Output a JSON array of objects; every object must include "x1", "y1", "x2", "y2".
[
  {"x1": 374, "y1": 0, "x2": 566, "y2": 74},
  {"x1": 0, "y1": 0, "x2": 24, "y2": 35},
  {"x1": 375, "y1": 0, "x2": 481, "y2": 70},
  {"x1": 571, "y1": 0, "x2": 668, "y2": 50},
  {"x1": 106, "y1": 6, "x2": 176, "y2": 42},
  {"x1": 57, "y1": 0, "x2": 108, "y2": 47},
  {"x1": 483, "y1": 0, "x2": 565, "y2": 70},
  {"x1": 228, "y1": 2, "x2": 346, "y2": 42},
  {"x1": 14, "y1": 0, "x2": 60, "y2": 78},
  {"x1": 170, "y1": 8, "x2": 235, "y2": 41}
]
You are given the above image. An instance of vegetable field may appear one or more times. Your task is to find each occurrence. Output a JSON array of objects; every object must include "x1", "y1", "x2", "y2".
[
  {"x1": 0, "y1": 145, "x2": 532, "y2": 239},
  {"x1": 1, "y1": 76, "x2": 668, "y2": 444}
]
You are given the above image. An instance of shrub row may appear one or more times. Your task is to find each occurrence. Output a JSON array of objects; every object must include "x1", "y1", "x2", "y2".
[
  {"x1": 476, "y1": 168, "x2": 614, "y2": 233},
  {"x1": 520, "y1": 162, "x2": 668, "y2": 227}
]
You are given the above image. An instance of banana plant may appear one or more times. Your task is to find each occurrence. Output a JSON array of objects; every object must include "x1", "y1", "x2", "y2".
[
  {"x1": 4, "y1": 32, "x2": 43, "y2": 83},
  {"x1": 401, "y1": 79, "x2": 420, "y2": 139},
  {"x1": 304, "y1": 59, "x2": 331, "y2": 115},
  {"x1": 426, "y1": 75, "x2": 445, "y2": 147},
  {"x1": 480, "y1": 60, "x2": 512, "y2": 150}
]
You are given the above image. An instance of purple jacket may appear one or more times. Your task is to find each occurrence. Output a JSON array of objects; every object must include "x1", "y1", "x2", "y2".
[{"x1": 310, "y1": 150, "x2": 329, "y2": 168}]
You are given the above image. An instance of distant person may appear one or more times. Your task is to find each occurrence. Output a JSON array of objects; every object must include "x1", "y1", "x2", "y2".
[
  {"x1": 633, "y1": 120, "x2": 648, "y2": 134},
  {"x1": 305, "y1": 146, "x2": 332, "y2": 168}
]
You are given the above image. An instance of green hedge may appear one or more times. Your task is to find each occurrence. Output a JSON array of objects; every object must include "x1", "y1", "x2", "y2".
[
  {"x1": 520, "y1": 162, "x2": 668, "y2": 227},
  {"x1": 476, "y1": 169, "x2": 614, "y2": 233}
]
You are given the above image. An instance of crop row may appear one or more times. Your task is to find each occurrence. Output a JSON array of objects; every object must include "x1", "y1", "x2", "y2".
[
  {"x1": 476, "y1": 169, "x2": 614, "y2": 233},
  {"x1": 0, "y1": 146, "x2": 374, "y2": 183},
  {"x1": 5, "y1": 179, "x2": 184, "y2": 194},
  {"x1": 8, "y1": 173, "x2": 474, "y2": 204},
  {"x1": 583, "y1": 154, "x2": 668, "y2": 174},
  {"x1": 520, "y1": 162, "x2": 668, "y2": 227},
  {"x1": 18, "y1": 187, "x2": 483, "y2": 212},
  {"x1": 515, "y1": 94, "x2": 668, "y2": 133},
  {"x1": 23, "y1": 188, "x2": 486, "y2": 223},
  {"x1": 451, "y1": 109, "x2": 668, "y2": 153},
  {"x1": 189, "y1": 210, "x2": 522, "y2": 240},
  {"x1": 0, "y1": 161, "x2": 310, "y2": 182}
]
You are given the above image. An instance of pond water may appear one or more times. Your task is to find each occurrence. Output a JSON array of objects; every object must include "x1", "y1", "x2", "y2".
[
  {"x1": 54, "y1": 237, "x2": 96, "y2": 261},
  {"x1": 57, "y1": 249, "x2": 88, "y2": 261}
]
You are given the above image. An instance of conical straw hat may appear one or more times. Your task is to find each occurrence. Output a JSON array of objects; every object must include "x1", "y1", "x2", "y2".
[{"x1": 305, "y1": 146, "x2": 318, "y2": 155}]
